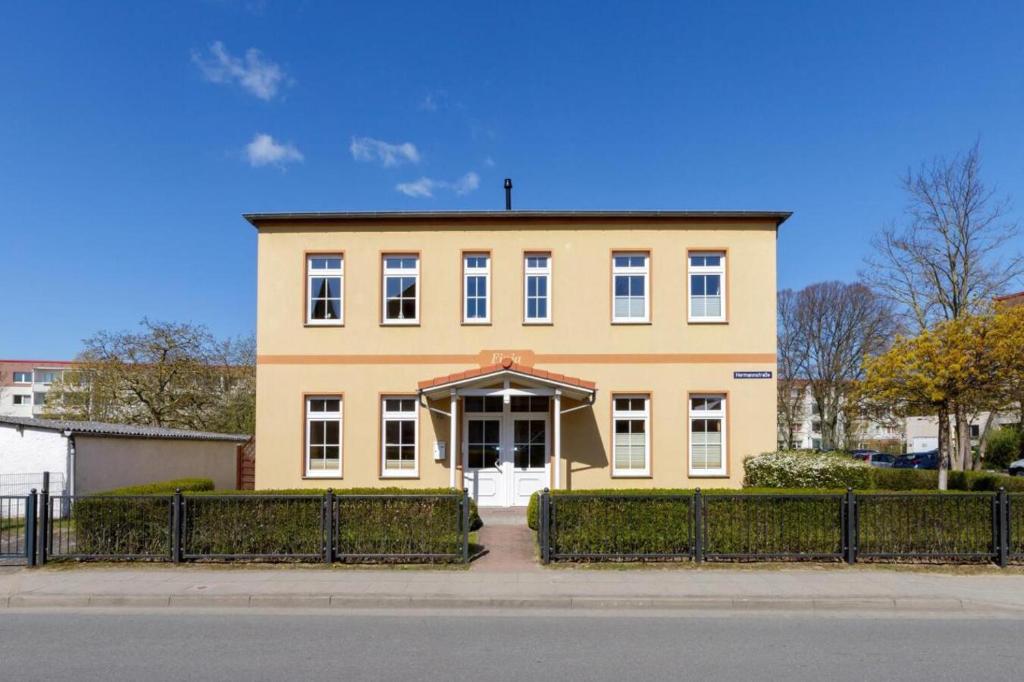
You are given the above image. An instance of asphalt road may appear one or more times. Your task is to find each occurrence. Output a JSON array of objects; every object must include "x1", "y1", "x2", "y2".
[{"x1": 1, "y1": 609, "x2": 1020, "y2": 681}]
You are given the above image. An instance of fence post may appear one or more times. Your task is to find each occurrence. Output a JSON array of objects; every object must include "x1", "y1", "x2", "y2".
[
  {"x1": 693, "y1": 489, "x2": 703, "y2": 564},
  {"x1": 843, "y1": 488, "x2": 857, "y2": 565},
  {"x1": 997, "y1": 487, "x2": 1009, "y2": 569},
  {"x1": 461, "y1": 489, "x2": 470, "y2": 563},
  {"x1": 37, "y1": 473, "x2": 49, "y2": 566},
  {"x1": 324, "y1": 489, "x2": 335, "y2": 565},
  {"x1": 25, "y1": 489, "x2": 37, "y2": 567},
  {"x1": 171, "y1": 488, "x2": 182, "y2": 564},
  {"x1": 539, "y1": 489, "x2": 551, "y2": 565}
]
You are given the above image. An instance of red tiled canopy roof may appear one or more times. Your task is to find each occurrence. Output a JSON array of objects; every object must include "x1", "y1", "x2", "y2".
[{"x1": 417, "y1": 362, "x2": 596, "y2": 391}]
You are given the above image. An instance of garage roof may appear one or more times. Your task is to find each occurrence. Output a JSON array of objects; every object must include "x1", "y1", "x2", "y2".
[{"x1": 0, "y1": 416, "x2": 250, "y2": 442}]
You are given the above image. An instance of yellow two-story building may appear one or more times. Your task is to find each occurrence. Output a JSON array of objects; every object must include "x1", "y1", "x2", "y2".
[{"x1": 249, "y1": 209, "x2": 788, "y2": 506}]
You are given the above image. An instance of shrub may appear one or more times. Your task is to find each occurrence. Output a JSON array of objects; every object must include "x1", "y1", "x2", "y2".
[
  {"x1": 98, "y1": 478, "x2": 215, "y2": 495},
  {"x1": 744, "y1": 451, "x2": 874, "y2": 489},
  {"x1": 986, "y1": 426, "x2": 1022, "y2": 470}
]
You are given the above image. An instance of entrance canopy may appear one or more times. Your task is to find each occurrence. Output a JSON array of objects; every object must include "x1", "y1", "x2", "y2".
[
  {"x1": 417, "y1": 361, "x2": 597, "y2": 496},
  {"x1": 417, "y1": 361, "x2": 596, "y2": 403}
]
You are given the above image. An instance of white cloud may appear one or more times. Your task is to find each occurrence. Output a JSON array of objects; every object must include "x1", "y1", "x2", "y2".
[
  {"x1": 395, "y1": 177, "x2": 437, "y2": 198},
  {"x1": 396, "y1": 171, "x2": 480, "y2": 198},
  {"x1": 483, "y1": 156, "x2": 496, "y2": 168},
  {"x1": 192, "y1": 41, "x2": 285, "y2": 101},
  {"x1": 350, "y1": 137, "x2": 420, "y2": 167},
  {"x1": 452, "y1": 171, "x2": 480, "y2": 195},
  {"x1": 245, "y1": 133, "x2": 303, "y2": 167}
]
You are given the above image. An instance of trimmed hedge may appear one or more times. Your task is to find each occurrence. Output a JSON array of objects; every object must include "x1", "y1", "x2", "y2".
[
  {"x1": 532, "y1": 488, "x2": 1013, "y2": 563},
  {"x1": 544, "y1": 493, "x2": 694, "y2": 558},
  {"x1": 70, "y1": 487, "x2": 478, "y2": 561},
  {"x1": 97, "y1": 478, "x2": 215, "y2": 495},
  {"x1": 702, "y1": 494, "x2": 842, "y2": 558},
  {"x1": 857, "y1": 492, "x2": 994, "y2": 559}
]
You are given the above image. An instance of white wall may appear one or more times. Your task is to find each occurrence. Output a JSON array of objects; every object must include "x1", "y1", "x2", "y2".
[{"x1": 0, "y1": 423, "x2": 68, "y2": 495}]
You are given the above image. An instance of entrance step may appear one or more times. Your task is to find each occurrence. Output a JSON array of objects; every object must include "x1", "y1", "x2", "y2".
[{"x1": 477, "y1": 506, "x2": 528, "y2": 527}]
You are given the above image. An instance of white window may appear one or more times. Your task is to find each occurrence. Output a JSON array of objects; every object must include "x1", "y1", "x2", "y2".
[
  {"x1": 612, "y1": 253, "x2": 649, "y2": 323},
  {"x1": 306, "y1": 396, "x2": 342, "y2": 477},
  {"x1": 12, "y1": 372, "x2": 31, "y2": 383},
  {"x1": 33, "y1": 392, "x2": 47, "y2": 407},
  {"x1": 524, "y1": 253, "x2": 551, "y2": 323},
  {"x1": 463, "y1": 253, "x2": 490, "y2": 323},
  {"x1": 382, "y1": 255, "x2": 420, "y2": 324},
  {"x1": 690, "y1": 394, "x2": 726, "y2": 476},
  {"x1": 689, "y1": 252, "x2": 725, "y2": 322},
  {"x1": 12, "y1": 394, "x2": 30, "y2": 405},
  {"x1": 34, "y1": 371, "x2": 58, "y2": 384},
  {"x1": 382, "y1": 397, "x2": 418, "y2": 477},
  {"x1": 307, "y1": 255, "x2": 343, "y2": 325},
  {"x1": 612, "y1": 395, "x2": 650, "y2": 476}
]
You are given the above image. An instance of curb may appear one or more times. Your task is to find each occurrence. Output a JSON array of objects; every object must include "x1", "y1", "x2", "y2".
[{"x1": 1, "y1": 593, "x2": 1020, "y2": 613}]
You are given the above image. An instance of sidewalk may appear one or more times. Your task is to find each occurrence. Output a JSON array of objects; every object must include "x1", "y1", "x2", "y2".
[{"x1": 3, "y1": 564, "x2": 1024, "y2": 613}]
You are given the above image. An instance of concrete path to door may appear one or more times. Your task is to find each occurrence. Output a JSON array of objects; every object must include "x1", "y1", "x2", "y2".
[{"x1": 473, "y1": 507, "x2": 538, "y2": 572}]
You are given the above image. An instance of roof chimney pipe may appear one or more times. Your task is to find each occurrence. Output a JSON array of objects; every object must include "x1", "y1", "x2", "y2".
[{"x1": 504, "y1": 178, "x2": 513, "y2": 211}]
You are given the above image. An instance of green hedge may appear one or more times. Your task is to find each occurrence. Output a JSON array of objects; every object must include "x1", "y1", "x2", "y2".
[
  {"x1": 70, "y1": 487, "x2": 477, "y2": 561},
  {"x1": 97, "y1": 478, "x2": 215, "y2": 495},
  {"x1": 702, "y1": 494, "x2": 842, "y2": 558},
  {"x1": 545, "y1": 493, "x2": 694, "y2": 558},
  {"x1": 1010, "y1": 493, "x2": 1024, "y2": 558},
  {"x1": 532, "y1": 489, "x2": 1009, "y2": 562},
  {"x1": 857, "y1": 492, "x2": 994, "y2": 559},
  {"x1": 72, "y1": 496, "x2": 173, "y2": 557}
]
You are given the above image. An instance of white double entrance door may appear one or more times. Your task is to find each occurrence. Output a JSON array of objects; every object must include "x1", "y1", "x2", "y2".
[{"x1": 463, "y1": 411, "x2": 549, "y2": 507}]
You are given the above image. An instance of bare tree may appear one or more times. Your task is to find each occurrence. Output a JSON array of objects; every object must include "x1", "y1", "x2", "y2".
[
  {"x1": 864, "y1": 142, "x2": 1023, "y2": 468},
  {"x1": 785, "y1": 282, "x2": 899, "y2": 450},
  {"x1": 777, "y1": 289, "x2": 807, "y2": 448},
  {"x1": 44, "y1": 319, "x2": 255, "y2": 434}
]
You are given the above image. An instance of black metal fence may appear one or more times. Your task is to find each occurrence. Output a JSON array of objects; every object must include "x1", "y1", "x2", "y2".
[
  {"x1": 539, "y1": 488, "x2": 1021, "y2": 566},
  {"x1": 0, "y1": 494, "x2": 34, "y2": 561},
  {"x1": 27, "y1": 487, "x2": 470, "y2": 565}
]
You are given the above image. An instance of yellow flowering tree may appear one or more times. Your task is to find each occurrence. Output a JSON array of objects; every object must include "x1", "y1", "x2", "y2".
[{"x1": 857, "y1": 313, "x2": 1001, "y2": 488}]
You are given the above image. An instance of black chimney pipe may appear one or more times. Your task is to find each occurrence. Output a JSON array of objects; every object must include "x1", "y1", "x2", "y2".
[{"x1": 504, "y1": 178, "x2": 513, "y2": 210}]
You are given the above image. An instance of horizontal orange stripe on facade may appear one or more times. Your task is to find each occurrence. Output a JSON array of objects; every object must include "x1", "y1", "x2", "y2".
[{"x1": 257, "y1": 353, "x2": 776, "y2": 365}]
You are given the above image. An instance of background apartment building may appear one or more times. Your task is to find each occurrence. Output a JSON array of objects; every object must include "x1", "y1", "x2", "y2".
[{"x1": 0, "y1": 360, "x2": 74, "y2": 418}]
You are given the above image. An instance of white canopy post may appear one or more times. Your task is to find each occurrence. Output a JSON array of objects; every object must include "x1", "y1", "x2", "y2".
[
  {"x1": 554, "y1": 389, "x2": 562, "y2": 489},
  {"x1": 449, "y1": 389, "x2": 458, "y2": 489}
]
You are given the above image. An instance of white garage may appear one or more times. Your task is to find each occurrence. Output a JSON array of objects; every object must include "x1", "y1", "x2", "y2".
[{"x1": 0, "y1": 416, "x2": 249, "y2": 496}]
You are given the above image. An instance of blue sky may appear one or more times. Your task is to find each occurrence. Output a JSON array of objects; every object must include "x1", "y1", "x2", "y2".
[{"x1": 2, "y1": 1, "x2": 1023, "y2": 358}]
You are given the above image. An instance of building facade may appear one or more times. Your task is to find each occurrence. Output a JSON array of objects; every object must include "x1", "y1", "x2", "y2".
[
  {"x1": 251, "y1": 211, "x2": 787, "y2": 506},
  {"x1": 0, "y1": 360, "x2": 74, "y2": 418}
]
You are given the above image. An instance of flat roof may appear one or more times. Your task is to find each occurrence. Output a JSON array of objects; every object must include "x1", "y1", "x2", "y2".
[{"x1": 245, "y1": 210, "x2": 792, "y2": 229}]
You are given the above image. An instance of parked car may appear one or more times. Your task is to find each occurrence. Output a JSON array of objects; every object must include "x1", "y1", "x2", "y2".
[
  {"x1": 852, "y1": 452, "x2": 897, "y2": 468},
  {"x1": 893, "y1": 449, "x2": 939, "y2": 469},
  {"x1": 1010, "y1": 458, "x2": 1024, "y2": 477},
  {"x1": 849, "y1": 449, "x2": 878, "y2": 457}
]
